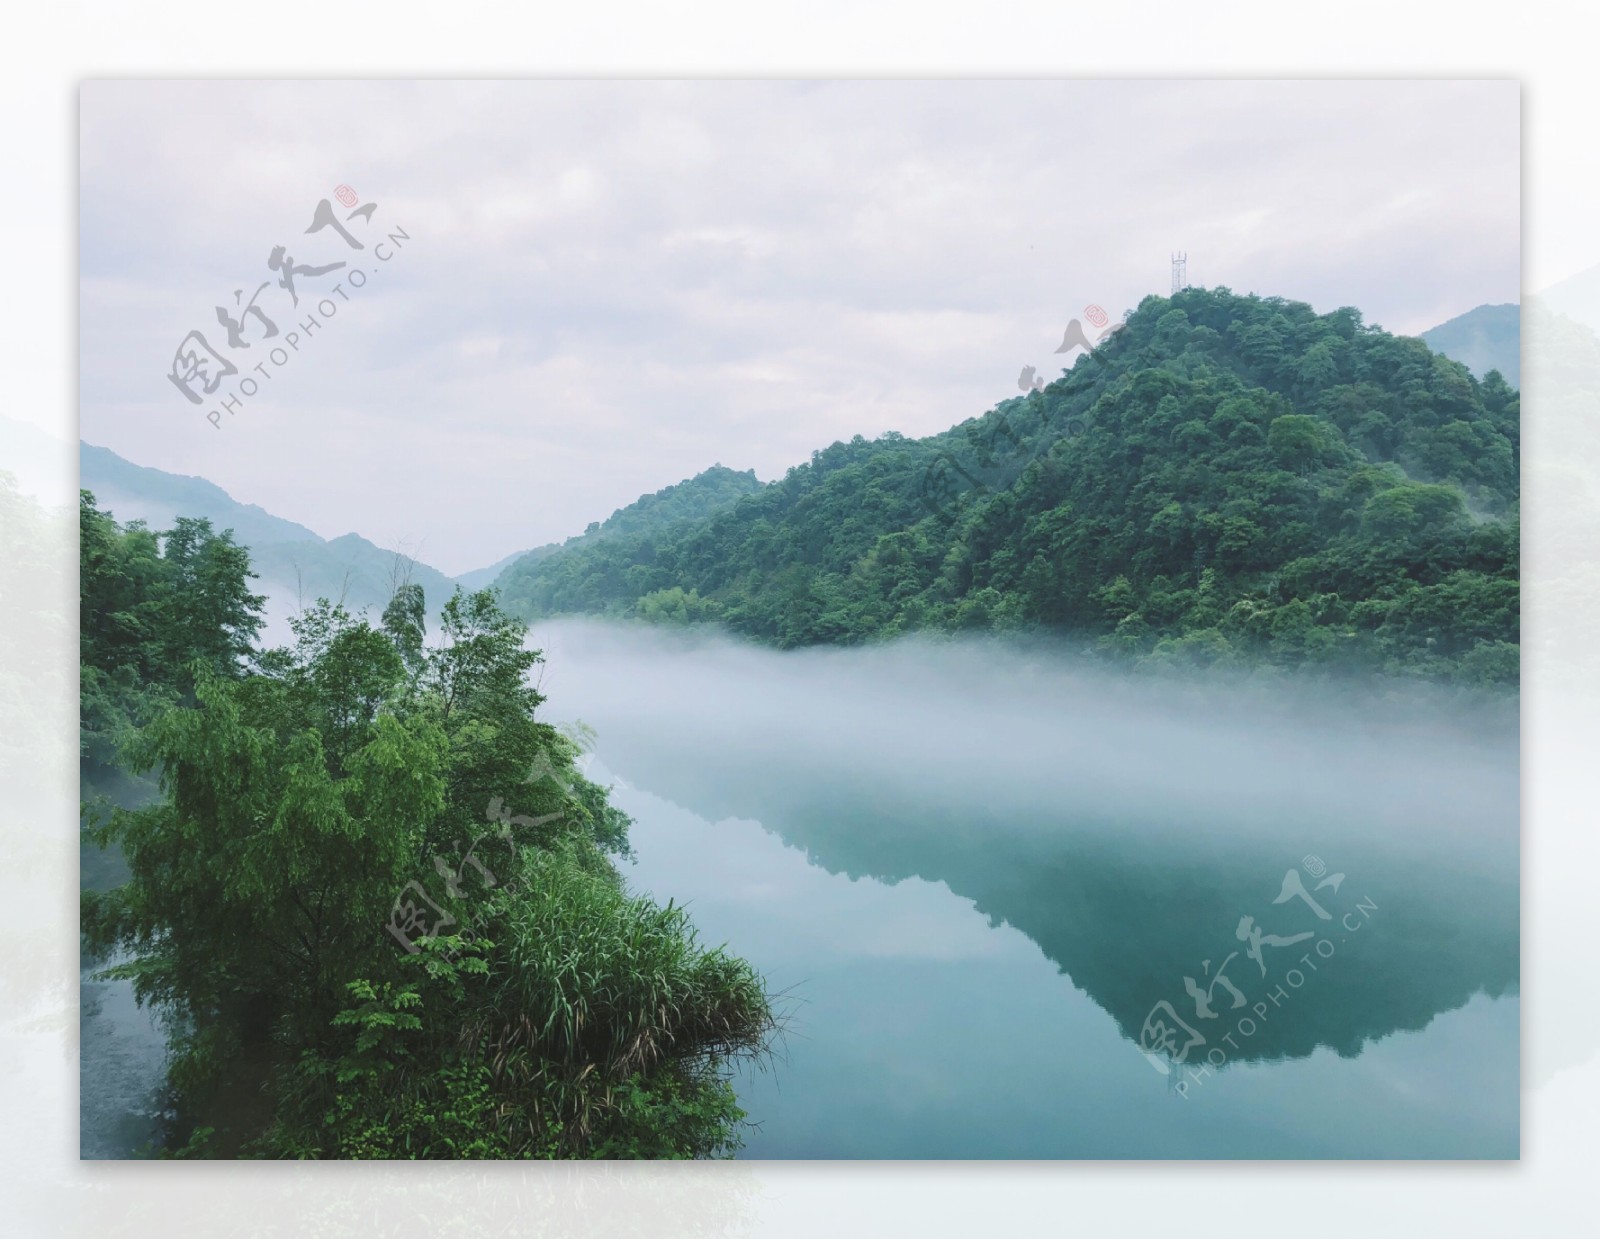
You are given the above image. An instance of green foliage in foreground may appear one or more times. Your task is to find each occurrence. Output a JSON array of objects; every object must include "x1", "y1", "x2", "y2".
[
  {"x1": 496, "y1": 288, "x2": 1519, "y2": 687},
  {"x1": 79, "y1": 491, "x2": 265, "y2": 773},
  {"x1": 81, "y1": 512, "x2": 775, "y2": 1158}
]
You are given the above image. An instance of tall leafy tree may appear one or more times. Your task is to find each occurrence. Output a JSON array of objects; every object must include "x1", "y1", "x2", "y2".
[
  {"x1": 84, "y1": 581, "x2": 774, "y2": 1158},
  {"x1": 79, "y1": 492, "x2": 264, "y2": 773}
]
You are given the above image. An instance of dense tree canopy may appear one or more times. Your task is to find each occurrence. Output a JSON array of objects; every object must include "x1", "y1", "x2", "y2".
[
  {"x1": 494, "y1": 288, "x2": 1519, "y2": 686},
  {"x1": 80, "y1": 491, "x2": 264, "y2": 773},
  {"x1": 81, "y1": 505, "x2": 776, "y2": 1159},
  {"x1": 494, "y1": 464, "x2": 766, "y2": 586}
]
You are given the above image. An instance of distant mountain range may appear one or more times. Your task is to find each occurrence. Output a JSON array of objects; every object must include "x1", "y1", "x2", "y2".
[
  {"x1": 454, "y1": 548, "x2": 534, "y2": 592},
  {"x1": 1420, "y1": 303, "x2": 1520, "y2": 388},
  {"x1": 1413, "y1": 266, "x2": 1600, "y2": 390},
  {"x1": 72, "y1": 291, "x2": 1523, "y2": 668},
  {"x1": 79, "y1": 440, "x2": 766, "y2": 619},
  {"x1": 81, "y1": 442, "x2": 460, "y2": 616}
]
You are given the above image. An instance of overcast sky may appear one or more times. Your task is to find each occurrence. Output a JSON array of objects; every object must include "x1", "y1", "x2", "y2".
[{"x1": 79, "y1": 80, "x2": 1519, "y2": 574}]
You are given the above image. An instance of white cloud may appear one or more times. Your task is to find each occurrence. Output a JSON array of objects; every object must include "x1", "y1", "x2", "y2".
[{"x1": 79, "y1": 80, "x2": 1519, "y2": 574}]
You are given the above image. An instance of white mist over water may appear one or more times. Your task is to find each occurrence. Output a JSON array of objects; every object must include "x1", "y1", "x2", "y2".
[
  {"x1": 157, "y1": 604, "x2": 1513, "y2": 1158},
  {"x1": 500, "y1": 619, "x2": 1517, "y2": 1158},
  {"x1": 525, "y1": 618, "x2": 1517, "y2": 868}
]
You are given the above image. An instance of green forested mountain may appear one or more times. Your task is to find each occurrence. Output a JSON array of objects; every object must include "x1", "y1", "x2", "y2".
[
  {"x1": 492, "y1": 465, "x2": 765, "y2": 597},
  {"x1": 498, "y1": 287, "x2": 1520, "y2": 686},
  {"x1": 574, "y1": 463, "x2": 766, "y2": 540},
  {"x1": 1420, "y1": 302, "x2": 1520, "y2": 388}
]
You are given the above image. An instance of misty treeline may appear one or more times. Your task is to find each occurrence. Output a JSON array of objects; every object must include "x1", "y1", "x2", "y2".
[
  {"x1": 79, "y1": 492, "x2": 777, "y2": 1159},
  {"x1": 496, "y1": 288, "x2": 1518, "y2": 687}
]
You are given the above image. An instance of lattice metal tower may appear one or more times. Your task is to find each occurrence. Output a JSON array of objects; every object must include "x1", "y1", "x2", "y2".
[{"x1": 1171, "y1": 251, "x2": 1188, "y2": 295}]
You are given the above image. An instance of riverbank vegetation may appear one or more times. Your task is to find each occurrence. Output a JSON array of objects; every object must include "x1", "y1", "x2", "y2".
[{"x1": 79, "y1": 493, "x2": 776, "y2": 1158}]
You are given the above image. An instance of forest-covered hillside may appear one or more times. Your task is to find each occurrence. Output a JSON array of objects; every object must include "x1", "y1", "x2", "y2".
[
  {"x1": 493, "y1": 465, "x2": 765, "y2": 603},
  {"x1": 496, "y1": 287, "x2": 1520, "y2": 686}
]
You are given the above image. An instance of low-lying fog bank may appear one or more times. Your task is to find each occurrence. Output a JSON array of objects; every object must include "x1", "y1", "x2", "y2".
[{"x1": 522, "y1": 617, "x2": 1516, "y2": 871}]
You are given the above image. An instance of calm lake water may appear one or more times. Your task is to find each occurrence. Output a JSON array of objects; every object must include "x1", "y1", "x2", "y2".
[
  {"x1": 80, "y1": 620, "x2": 1520, "y2": 1159},
  {"x1": 537, "y1": 621, "x2": 1519, "y2": 1160}
]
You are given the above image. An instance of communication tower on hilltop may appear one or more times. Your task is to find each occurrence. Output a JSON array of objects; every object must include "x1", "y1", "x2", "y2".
[{"x1": 1171, "y1": 252, "x2": 1188, "y2": 295}]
